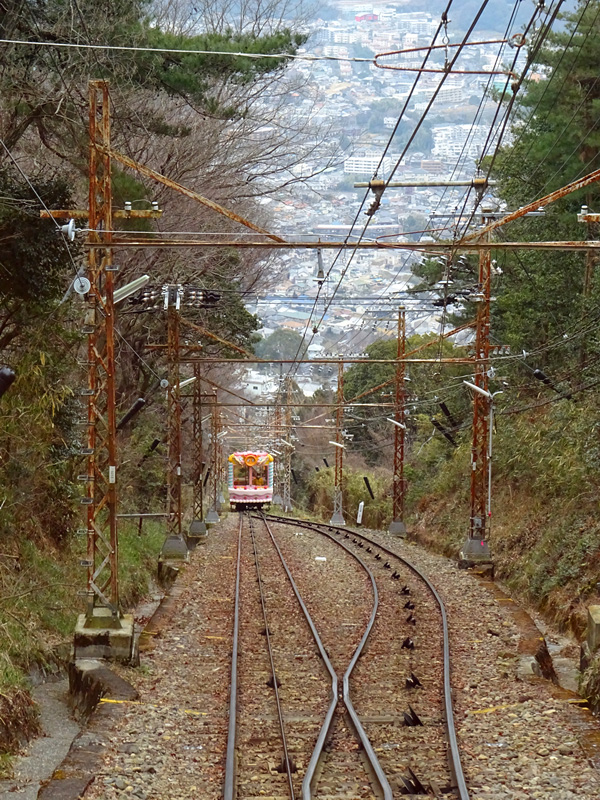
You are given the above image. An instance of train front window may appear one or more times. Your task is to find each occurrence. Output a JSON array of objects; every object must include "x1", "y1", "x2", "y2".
[
  {"x1": 233, "y1": 465, "x2": 248, "y2": 486},
  {"x1": 251, "y1": 465, "x2": 267, "y2": 487}
]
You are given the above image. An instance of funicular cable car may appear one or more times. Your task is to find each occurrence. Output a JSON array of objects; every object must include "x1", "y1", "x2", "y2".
[{"x1": 228, "y1": 451, "x2": 274, "y2": 510}]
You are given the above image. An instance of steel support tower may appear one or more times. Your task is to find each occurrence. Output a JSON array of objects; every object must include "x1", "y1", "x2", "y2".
[
  {"x1": 189, "y1": 363, "x2": 207, "y2": 537},
  {"x1": 160, "y1": 296, "x2": 189, "y2": 559},
  {"x1": 83, "y1": 81, "x2": 119, "y2": 620},
  {"x1": 389, "y1": 307, "x2": 407, "y2": 535},
  {"x1": 271, "y1": 393, "x2": 284, "y2": 506},
  {"x1": 205, "y1": 390, "x2": 220, "y2": 523},
  {"x1": 330, "y1": 359, "x2": 345, "y2": 525},
  {"x1": 282, "y1": 378, "x2": 293, "y2": 512},
  {"x1": 461, "y1": 225, "x2": 492, "y2": 563},
  {"x1": 73, "y1": 81, "x2": 135, "y2": 660}
]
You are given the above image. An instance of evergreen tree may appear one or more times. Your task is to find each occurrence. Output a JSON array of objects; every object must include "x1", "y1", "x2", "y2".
[{"x1": 486, "y1": 0, "x2": 600, "y2": 372}]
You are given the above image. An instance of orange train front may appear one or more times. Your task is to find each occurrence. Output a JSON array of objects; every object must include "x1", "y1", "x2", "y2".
[{"x1": 227, "y1": 451, "x2": 274, "y2": 510}]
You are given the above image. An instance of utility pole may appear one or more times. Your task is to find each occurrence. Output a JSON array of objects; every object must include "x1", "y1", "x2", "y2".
[
  {"x1": 460, "y1": 216, "x2": 492, "y2": 565},
  {"x1": 161, "y1": 291, "x2": 189, "y2": 559},
  {"x1": 330, "y1": 359, "x2": 345, "y2": 526},
  {"x1": 579, "y1": 201, "x2": 598, "y2": 371},
  {"x1": 189, "y1": 363, "x2": 207, "y2": 538},
  {"x1": 389, "y1": 307, "x2": 407, "y2": 536},
  {"x1": 282, "y1": 378, "x2": 293, "y2": 513},
  {"x1": 272, "y1": 388, "x2": 284, "y2": 506},
  {"x1": 205, "y1": 390, "x2": 220, "y2": 524},
  {"x1": 73, "y1": 81, "x2": 135, "y2": 660},
  {"x1": 217, "y1": 411, "x2": 226, "y2": 509}
]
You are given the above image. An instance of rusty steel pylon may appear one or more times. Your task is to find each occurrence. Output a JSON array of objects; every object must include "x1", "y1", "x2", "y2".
[
  {"x1": 189, "y1": 363, "x2": 207, "y2": 537},
  {"x1": 165, "y1": 295, "x2": 185, "y2": 545},
  {"x1": 580, "y1": 201, "x2": 597, "y2": 371},
  {"x1": 271, "y1": 391, "x2": 284, "y2": 506},
  {"x1": 462, "y1": 224, "x2": 492, "y2": 563},
  {"x1": 330, "y1": 359, "x2": 345, "y2": 526},
  {"x1": 389, "y1": 307, "x2": 407, "y2": 536},
  {"x1": 82, "y1": 80, "x2": 120, "y2": 622},
  {"x1": 205, "y1": 390, "x2": 220, "y2": 523},
  {"x1": 217, "y1": 410, "x2": 227, "y2": 508},
  {"x1": 282, "y1": 378, "x2": 293, "y2": 512}
]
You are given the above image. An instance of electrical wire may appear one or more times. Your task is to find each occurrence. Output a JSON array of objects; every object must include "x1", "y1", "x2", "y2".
[
  {"x1": 0, "y1": 37, "x2": 374, "y2": 63},
  {"x1": 331, "y1": 0, "x2": 546, "y2": 356},
  {"x1": 0, "y1": 136, "x2": 81, "y2": 280},
  {"x1": 499, "y1": 0, "x2": 597, "y2": 172},
  {"x1": 285, "y1": 0, "x2": 497, "y2": 387}
]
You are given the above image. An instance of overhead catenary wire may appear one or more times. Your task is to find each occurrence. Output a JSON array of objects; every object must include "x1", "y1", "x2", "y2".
[
  {"x1": 284, "y1": 1, "x2": 498, "y2": 386},
  {"x1": 342, "y1": 0, "x2": 528, "y2": 355},
  {"x1": 0, "y1": 36, "x2": 377, "y2": 63},
  {"x1": 305, "y1": 0, "x2": 556, "y2": 365},
  {"x1": 345, "y1": 1, "x2": 567, "y2": 364},
  {"x1": 280, "y1": 1, "x2": 464, "y2": 377}
]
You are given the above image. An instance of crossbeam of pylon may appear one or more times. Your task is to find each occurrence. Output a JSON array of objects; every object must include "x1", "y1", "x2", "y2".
[
  {"x1": 99, "y1": 146, "x2": 285, "y2": 243},
  {"x1": 180, "y1": 317, "x2": 264, "y2": 360},
  {"x1": 460, "y1": 165, "x2": 600, "y2": 243},
  {"x1": 348, "y1": 321, "x2": 476, "y2": 405}
]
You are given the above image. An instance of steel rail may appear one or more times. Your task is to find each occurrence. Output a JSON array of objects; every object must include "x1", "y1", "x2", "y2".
[
  {"x1": 223, "y1": 514, "x2": 243, "y2": 800},
  {"x1": 265, "y1": 514, "x2": 470, "y2": 800},
  {"x1": 255, "y1": 513, "x2": 337, "y2": 800},
  {"x1": 258, "y1": 513, "x2": 393, "y2": 800},
  {"x1": 247, "y1": 515, "x2": 296, "y2": 798}
]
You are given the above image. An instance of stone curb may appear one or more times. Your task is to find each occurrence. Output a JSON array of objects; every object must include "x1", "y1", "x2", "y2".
[
  {"x1": 37, "y1": 660, "x2": 139, "y2": 800},
  {"x1": 37, "y1": 566, "x2": 187, "y2": 799}
]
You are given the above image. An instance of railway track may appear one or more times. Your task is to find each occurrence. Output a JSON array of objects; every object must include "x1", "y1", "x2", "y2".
[
  {"x1": 261, "y1": 513, "x2": 470, "y2": 800},
  {"x1": 224, "y1": 512, "x2": 470, "y2": 800}
]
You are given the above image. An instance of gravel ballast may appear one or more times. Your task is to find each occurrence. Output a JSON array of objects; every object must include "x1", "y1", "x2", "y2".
[{"x1": 76, "y1": 515, "x2": 600, "y2": 800}]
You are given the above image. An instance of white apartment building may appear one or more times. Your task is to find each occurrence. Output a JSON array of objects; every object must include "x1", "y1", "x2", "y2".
[
  {"x1": 396, "y1": 12, "x2": 438, "y2": 38},
  {"x1": 333, "y1": 30, "x2": 359, "y2": 44},
  {"x1": 322, "y1": 45, "x2": 350, "y2": 58},
  {"x1": 344, "y1": 153, "x2": 393, "y2": 174},
  {"x1": 431, "y1": 124, "x2": 493, "y2": 161}
]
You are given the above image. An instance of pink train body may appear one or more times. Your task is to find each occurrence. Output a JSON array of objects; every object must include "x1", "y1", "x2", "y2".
[{"x1": 228, "y1": 451, "x2": 274, "y2": 510}]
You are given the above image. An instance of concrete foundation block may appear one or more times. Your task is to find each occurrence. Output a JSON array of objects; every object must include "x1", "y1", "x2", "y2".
[
  {"x1": 330, "y1": 512, "x2": 345, "y2": 526},
  {"x1": 459, "y1": 536, "x2": 492, "y2": 565},
  {"x1": 160, "y1": 534, "x2": 189, "y2": 560},
  {"x1": 73, "y1": 611, "x2": 136, "y2": 663},
  {"x1": 389, "y1": 519, "x2": 407, "y2": 536},
  {"x1": 189, "y1": 519, "x2": 208, "y2": 538},
  {"x1": 205, "y1": 509, "x2": 220, "y2": 524},
  {"x1": 586, "y1": 605, "x2": 600, "y2": 655}
]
